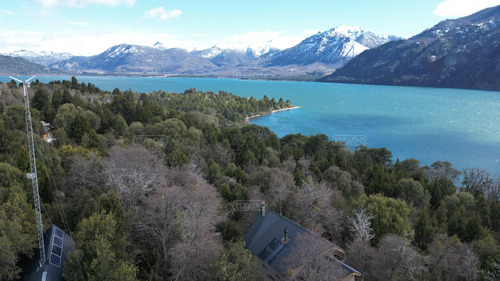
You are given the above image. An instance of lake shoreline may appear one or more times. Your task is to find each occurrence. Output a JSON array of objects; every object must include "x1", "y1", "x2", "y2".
[
  {"x1": 245, "y1": 106, "x2": 301, "y2": 124},
  {"x1": 3, "y1": 75, "x2": 497, "y2": 174}
]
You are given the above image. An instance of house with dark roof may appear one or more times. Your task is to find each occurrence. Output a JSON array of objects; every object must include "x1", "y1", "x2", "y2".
[
  {"x1": 22, "y1": 224, "x2": 74, "y2": 281},
  {"x1": 244, "y1": 205, "x2": 361, "y2": 281}
]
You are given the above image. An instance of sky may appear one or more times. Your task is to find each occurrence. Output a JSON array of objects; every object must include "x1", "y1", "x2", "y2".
[{"x1": 0, "y1": 0, "x2": 499, "y2": 56}]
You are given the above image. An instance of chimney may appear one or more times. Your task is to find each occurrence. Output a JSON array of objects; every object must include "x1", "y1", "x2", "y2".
[
  {"x1": 282, "y1": 228, "x2": 289, "y2": 244},
  {"x1": 261, "y1": 201, "x2": 266, "y2": 217}
]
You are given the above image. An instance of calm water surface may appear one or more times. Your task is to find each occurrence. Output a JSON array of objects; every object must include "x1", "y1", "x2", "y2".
[{"x1": 2, "y1": 76, "x2": 499, "y2": 174}]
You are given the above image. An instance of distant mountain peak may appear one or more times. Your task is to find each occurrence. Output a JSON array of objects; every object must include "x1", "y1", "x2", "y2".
[
  {"x1": 267, "y1": 25, "x2": 399, "y2": 67},
  {"x1": 102, "y1": 43, "x2": 149, "y2": 59},
  {"x1": 191, "y1": 46, "x2": 223, "y2": 59},
  {"x1": 245, "y1": 44, "x2": 278, "y2": 58},
  {"x1": 325, "y1": 25, "x2": 366, "y2": 39},
  {"x1": 4, "y1": 49, "x2": 74, "y2": 66},
  {"x1": 321, "y1": 5, "x2": 500, "y2": 91}
]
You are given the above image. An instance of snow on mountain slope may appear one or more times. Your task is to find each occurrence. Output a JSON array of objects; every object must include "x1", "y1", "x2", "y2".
[
  {"x1": 31, "y1": 25, "x2": 402, "y2": 76},
  {"x1": 267, "y1": 25, "x2": 400, "y2": 67},
  {"x1": 51, "y1": 43, "x2": 218, "y2": 74},
  {"x1": 5, "y1": 50, "x2": 74, "y2": 66},
  {"x1": 191, "y1": 46, "x2": 224, "y2": 59},
  {"x1": 321, "y1": 5, "x2": 500, "y2": 91}
]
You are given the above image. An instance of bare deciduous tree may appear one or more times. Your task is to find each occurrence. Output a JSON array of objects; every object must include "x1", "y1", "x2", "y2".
[
  {"x1": 68, "y1": 153, "x2": 106, "y2": 194},
  {"x1": 168, "y1": 181, "x2": 223, "y2": 281},
  {"x1": 425, "y1": 234, "x2": 479, "y2": 281},
  {"x1": 133, "y1": 186, "x2": 183, "y2": 277},
  {"x1": 105, "y1": 145, "x2": 167, "y2": 210},
  {"x1": 165, "y1": 165, "x2": 203, "y2": 187},
  {"x1": 284, "y1": 233, "x2": 347, "y2": 281},
  {"x1": 133, "y1": 174, "x2": 223, "y2": 280},
  {"x1": 268, "y1": 168, "x2": 296, "y2": 215},
  {"x1": 462, "y1": 246, "x2": 479, "y2": 281},
  {"x1": 485, "y1": 177, "x2": 500, "y2": 201},
  {"x1": 426, "y1": 161, "x2": 461, "y2": 182},
  {"x1": 294, "y1": 181, "x2": 332, "y2": 231},
  {"x1": 249, "y1": 167, "x2": 296, "y2": 215},
  {"x1": 349, "y1": 205, "x2": 374, "y2": 243},
  {"x1": 346, "y1": 240, "x2": 376, "y2": 279},
  {"x1": 169, "y1": 237, "x2": 220, "y2": 281},
  {"x1": 462, "y1": 168, "x2": 492, "y2": 198},
  {"x1": 373, "y1": 234, "x2": 422, "y2": 281},
  {"x1": 281, "y1": 158, "x2": 297, "y2": 174},
  {"x1": 206, "y1": 142, "x2": 234, "y2": 168}
]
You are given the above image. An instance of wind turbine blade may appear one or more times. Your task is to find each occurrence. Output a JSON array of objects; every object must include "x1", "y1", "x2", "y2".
[
  {"x1": 9, "y1": 76, "x2": 23, "y2": 83},
  {"x1": 26, "y1": 75, "x2": 36, "y2": 83}
]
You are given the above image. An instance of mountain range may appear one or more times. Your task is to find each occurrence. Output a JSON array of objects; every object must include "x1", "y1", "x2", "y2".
[
  {"x1": 2, "y1": 25, "x2": 397, "y2": 78},
  {"x1": 2, "y1": 5, "x2": 499, "y2": 91},
  {"x1": 321, "y1": 5, "x2": 500, "y2": 91},
  {"x1": 0, "y1": 55, "x2": 56, "y2": 75}
]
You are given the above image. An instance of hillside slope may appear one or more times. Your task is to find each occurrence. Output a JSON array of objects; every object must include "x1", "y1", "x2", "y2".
[
  {"x1": 0, "y1": 55, "x2": 57, "y2": 75},
  {"x1": 321, "y1": 5, "x2": 500, "y2": 91}
]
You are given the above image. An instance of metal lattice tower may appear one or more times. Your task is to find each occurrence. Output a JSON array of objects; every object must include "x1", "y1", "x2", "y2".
[{"x1": 10, "y1": 75, "x2": 46, "y2": 266}]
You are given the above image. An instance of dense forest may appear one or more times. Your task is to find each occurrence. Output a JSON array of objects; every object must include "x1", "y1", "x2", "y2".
[{"x1": 1, "y1": 77, "x2": 500, "y2": 281}]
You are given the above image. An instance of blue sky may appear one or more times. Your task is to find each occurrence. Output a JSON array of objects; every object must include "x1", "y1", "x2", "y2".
[{"x1": 1, "y1": 0, "x2": 499, "y2": 55}]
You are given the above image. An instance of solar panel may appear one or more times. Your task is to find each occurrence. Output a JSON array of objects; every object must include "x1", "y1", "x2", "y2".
[
  {"x1": 55, "y1": 228, "x2": 64, "y2": 238},
  {"x1": 52, "y1": 245, "x2": 62, "y2": 256},
  {"x1": 53, "y1": 236, "x2": 63, "y2": 247},
  {"x1": 49, "y1": 253, "x2": 61, "y2": 267},
  {"x1": 258, "y1": 239, "x2": 287, "y2": 264}
]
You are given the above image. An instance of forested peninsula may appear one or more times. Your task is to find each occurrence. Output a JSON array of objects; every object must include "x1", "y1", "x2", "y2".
[{"x1": 1, "y1": 77, "x2": 500, "y2": 280}]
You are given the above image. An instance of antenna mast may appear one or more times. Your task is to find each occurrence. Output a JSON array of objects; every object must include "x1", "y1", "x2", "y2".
[{"x1": 10, "y1": 75, "x2": 46, "y2": 267}]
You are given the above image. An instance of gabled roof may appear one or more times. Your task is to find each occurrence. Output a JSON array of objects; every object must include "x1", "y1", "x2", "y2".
[
  {"x1": 22, "y1": 224, "x2": 74, "y2": 281},
  {"x1": 244, "y1": 210, "x2": 360, "y2": 277}
]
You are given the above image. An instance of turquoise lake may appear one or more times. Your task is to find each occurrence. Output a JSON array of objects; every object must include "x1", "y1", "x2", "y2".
[{"x1": 2, "y1": 75, "x2": 499, "y2": 175}]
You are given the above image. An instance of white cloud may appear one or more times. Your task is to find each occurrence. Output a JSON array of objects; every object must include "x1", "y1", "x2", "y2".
[
  {"x1": 30, "y1": 0, "x2": 135, "y2": 8},
  {"x1": 433, "y1": 0, "x2": 500, "y2": 17},
  {"x1": 68, "y1": 21, "x2": 89, "y2": 25},
  {"x1": 38, "y1": 8, "x2": 57, "y2": 18},
  {"x1": 0, "y1": 27, "x2": 305, "y2": 56},
  {"x1": 218, "y1": 30, "x2": 303, "y2": 50},
  {"x1": 143, "y1": 7, "x2": 182, "y2": 21},
  {"x1": 0, "y1": 30, "x2": 46, "y2": 53},
  {"x1": 0, "y1": 28, "x2": 200, "y2": 56},
  {"x1": 1, "y1": 10, "x2": 16, "y2": 15}
]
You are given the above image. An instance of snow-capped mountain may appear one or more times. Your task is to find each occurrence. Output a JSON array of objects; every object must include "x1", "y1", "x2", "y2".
[
  {"x1": 245, "y1": 43, "x2": 280, "y2": 58},
  {"x1": 14, "y1": 26, "x2": 400, "y2": 76},
  {"x1": 191, "y1": 45, "x2": 279, "y2": 62},
  {"x1": 190, "y1": 45, "x2": 281, "y2": 68},
  {"x1": 5, "y1": 50, "x2": 74, "y2": 66},
  {"x1": 191, "y1": 46, "x2": 224, "y2": 59},
  {"x1": 210, "y1": 49, "x2": 257, "y2": 67},
  {"x1": 33, "y1": 25, "x2": 403, "y2": 77},
  {"x1": 322, "y1": 5, "x2": 500, "y2": 91},
  {"x1": 330, "y1": 25, "x2": 401, "y2": 48},
  {"x1": 51, "y1": 43, "x2": 217, "y2": 74},
  {"x1": 267, "y1": 25, "x2": 400, "y2": 67}
]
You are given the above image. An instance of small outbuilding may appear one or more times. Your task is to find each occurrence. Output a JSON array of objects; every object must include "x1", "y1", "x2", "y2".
[{"x1": 22, "y1": 224, "x2": 74, "y2": 281}]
